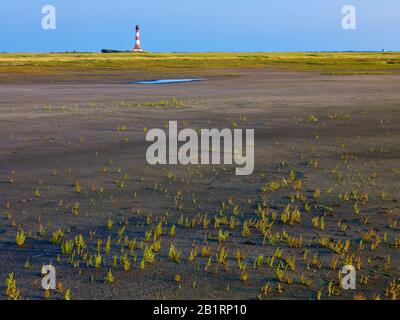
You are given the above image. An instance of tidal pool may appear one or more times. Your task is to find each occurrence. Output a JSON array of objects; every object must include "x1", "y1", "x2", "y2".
[{"x1": 129, "y1": 78, "x2": 206, "y2": 84}]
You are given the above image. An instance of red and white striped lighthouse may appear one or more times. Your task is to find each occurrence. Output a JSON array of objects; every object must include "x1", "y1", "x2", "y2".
[{"x1": 133, "y1": 25, "x2": 144, "y2": 52}]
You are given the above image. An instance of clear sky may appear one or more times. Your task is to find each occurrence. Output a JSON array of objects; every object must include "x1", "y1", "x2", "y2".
[{"x1": 0, "y1": 0, "x2": 399, "y2": 52}]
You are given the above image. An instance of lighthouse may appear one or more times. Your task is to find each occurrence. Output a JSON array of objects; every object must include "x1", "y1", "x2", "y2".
[{"x1": 133, "y1": 25, "x2": 144, "y2": 52}]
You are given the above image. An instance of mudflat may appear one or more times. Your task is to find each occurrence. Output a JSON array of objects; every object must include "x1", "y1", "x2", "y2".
[{"x1": 0, "y1": 68, "x2": 399, "y2": 300}]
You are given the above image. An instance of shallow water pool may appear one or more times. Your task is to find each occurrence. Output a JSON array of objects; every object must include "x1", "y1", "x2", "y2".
[{"x1": 129, "y1": 78, "x2": 206, "y2": 85}]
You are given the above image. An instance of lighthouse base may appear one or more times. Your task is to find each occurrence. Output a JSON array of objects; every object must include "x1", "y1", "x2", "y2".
[{"x1": 133, "y1": 48, "x2": 144, "y2": 52}]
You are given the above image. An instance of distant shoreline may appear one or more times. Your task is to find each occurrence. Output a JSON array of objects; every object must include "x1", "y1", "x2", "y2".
[
  {"x1": 0, "y1": 52, "x2": 399, "y2": 84},
  {"x1": 0, "y1": 50, "x2": 396, "y2": 55}
]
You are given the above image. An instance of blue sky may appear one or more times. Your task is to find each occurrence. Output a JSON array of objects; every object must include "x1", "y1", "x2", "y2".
[{"x1": 0, "y1": 0, "x2": 399, "y2": 52}]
